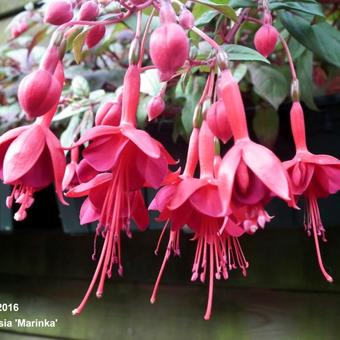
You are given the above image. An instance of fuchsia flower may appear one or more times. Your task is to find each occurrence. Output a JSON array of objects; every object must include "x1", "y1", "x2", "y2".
[
  {"x1": 218, "y1": 69, "x2": 293, "y2": 233},
  {"x1": 0, "y1": 115, "x2": 66, "y2": 221},
  {"x1": 150, "y1": 122, "x2": 248, "y2": 320},
  {"x1": 284, "y1": 101, "x2": 340, "y2": 282},
  {"x1": 44, "y1": 0, "x2": 73, "y2": 26},
  {"x1": 18, "y1": 46, "x2": 64, "y2": 119},
  {"x1": 69, "y1": 64, "x2": 175, "y2": 315},
  {"x1": 149, "y1": 0, "x2": 189, "y2": 81},
  {"x1": 254, "y1": 24, "x2": 278, "y2": 58}
]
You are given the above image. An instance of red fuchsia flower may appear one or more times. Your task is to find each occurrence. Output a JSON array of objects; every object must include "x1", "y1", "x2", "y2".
[
  {"x1": 217, "y1": 69, "x2": 293, "y2": 233},
  {"x1": 147, "y1": 95, "x2": 165, "y2": 121},
  {"x1": 284, "y1": 101, "x2": 340, "y2": 282},
  {"x1": 149, "y1": 1, "x2": 189, "y2": 81},
  {"x1": 18, "y1": 45, "x2": 64, "y2": 119},
  {"x1": 69, "y1": 64, "x2": 176, "y2": 315},
  {"x1": 0, "y1": 109, "x2": 67, "y2": 221},
  {"x1": 78, "y1": 1, "x2": 99, "y2": 21},
  {"x1": 254, "y1": 24, "x2": 279, "y2": 58},
  {"x1": 150, "y1": 122, "x2": 248, "y2": 320},
  {"x1": 85, "y1": 25, "x2": 106, "y2": 48},
  {"x1": 44, "y1": 0, "x2": 73, "y2": 26}
]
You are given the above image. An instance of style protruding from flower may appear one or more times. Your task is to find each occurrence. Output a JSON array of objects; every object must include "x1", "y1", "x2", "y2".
[{"x1": 69, "y1": 64, "x2": 176, "y2": 315}]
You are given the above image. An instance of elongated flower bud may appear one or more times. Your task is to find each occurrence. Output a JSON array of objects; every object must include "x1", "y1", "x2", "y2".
[
  {"x1": 206, "y1": 99, "x2": 232, "y2": 144},
  {"x1": 179, "y1": 7, "x2": 194, "y2": 30},
  {"x1": 121, "y1": 65, "x2": 141, "y2": 126},
  {"x1": 254, "y1": 24, "x2": 278, "y2": 58},
  {"x1": 44, "y1": 0, "x2": 73, "y2": 26},
  {"x1": 147, "y1": 96, "x2": 165, "y2": 121},
  {"x1": 78, "y1": 1, "x2": 99, "y2": 21},
  {"x1": 18, "y1": 69, "x2": 62, "y2": 119},
  {"x1": 150, "y1": 23, "x2": 189, "y2": 81},
  {"x1": 85, "y1": 25, "x2": 106, "y2": 48}
]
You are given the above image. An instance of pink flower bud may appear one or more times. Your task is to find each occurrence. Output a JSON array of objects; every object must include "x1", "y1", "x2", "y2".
[
  {"x1": 147, "y1": 96, "x2": 165, "y2": 121},
  {"x1": 254, "y1": 24, "x2": 279, "y2": 58},
  {"x1": 150, "y1": 23, "x2": 189, "y2": 81},
  {"x1": 206, "y1": 99, "x2": 232, "y2": 144},
  {"x1": 179, "y1": 8, "x2": 194, "y2": 30},
  {"x1": 11, "y1": 21, "x2": 29, "y2": 39},
  {"x1": 95, "y1": 101, "x2": 121, "y2": 126},
  {"x1": 44, "y1": 0, "x2": 73, "y2": 26},
  {"x1": 85, "y1": 25, "x2": 106, "y2": 48},
  {"x1": 18, "y1": 70, "x2": 62, "y2": 119},
  {"x1": 79, "y1": 1, "x2": 99, "y2": 21}
]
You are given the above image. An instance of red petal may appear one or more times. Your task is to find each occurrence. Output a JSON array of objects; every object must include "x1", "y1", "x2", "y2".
[
  {"x1": 242, "y1": 141, "x2": 290, "y2": 201},
  {"x1": 80, "y1": 198, "x2": 99, "y2": 225},
  {"x1": 71, "y1": 125, "x2": 120, "y2": 148},
  {"x1": 45, "y1": 128, "x2": 67, "y2": 205},
  {"x1": 122, "y1": 126, "x2": 160, "y2": 159},
  {"x1": 67, "y1": 173, "x2": 112, "y2": 197},
  {"x1": 132, "y1": 191, "x2": 149, "y2": 231},
  {"x1": 168, "y1": 178, "x2": 204, "y2": 210},
  {"x1": 83, "y1": 134, "x2": 128, "y2": 172},
  {"x1": 3, "y1": 125, "x2": 45, "y2": 183},
  {"x1": 189, "y1": 184, "x2": 224, "y2": 217},
  {"x1": 218, "y1": 145, "x2": 242, "y2": 214},
  {"x1": 62, "y1": 162, "x2": 77, "y2": 191},
  {"x1": 19, "y1": 146, "x2": 54, "y2": 189},
  {"x1": 138, "y1": 153, "x2": 168, "y2": 189}
]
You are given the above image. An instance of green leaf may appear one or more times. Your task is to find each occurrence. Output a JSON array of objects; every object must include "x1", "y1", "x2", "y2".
[
  {"x1": 136, "y1": 95, "x2": 150, "y2": 129},
  {"x1": 71, "y1": 76, "x2": 90, "y2": 98},
  {"x1": 53, "y1": 104, "x2": 88, "y2": 122},
  {"x1": 296, "y1": 50, "x2": 318, "y2": 111},
  {"x1": 288, "y1": 36, "x2": 306, "y2": 60},
  {"x1": 270, "y1": 1, "x2": 323, "y2": 17},
  {"x1": 73, "y1": 30, "x2": 88, "y2": 64},
  {"x1": 248, "y1": 64, "x2": 289, "y2": 109},
  {"x1": 194, "y1": 0, "x2": 237, "y2": 21},
  {"x1": 195, "y1": 10, "x2": 219, "y2": 26},
  {"x1": 230, "y1": 0, "x2": 323, "y2": 17},
  {"x1": 232, "y1": 63, "x2": 248, "y2": 83},
  {"x1": 176, "y1": 76, "x2": 205, "y2": 137},
  {"x1": 223, "y1": 44, "x2": 270, "y2": 63},
  {"x1": 279, "y1": 11, "x2": 340, "y2": 67},
  {"x1": 60, "y1": 115, "x2": 81, "y2": 149}
]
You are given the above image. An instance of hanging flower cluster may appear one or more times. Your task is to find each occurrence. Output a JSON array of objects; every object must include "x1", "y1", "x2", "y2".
[{"x1": 2, "y1": 0, "x2": 340, "y2": 320}]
